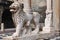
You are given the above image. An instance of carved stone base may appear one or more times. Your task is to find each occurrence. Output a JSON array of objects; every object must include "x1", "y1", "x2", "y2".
[{"x1": 42, "y1": 27, "x2": 53, "y2": 33}]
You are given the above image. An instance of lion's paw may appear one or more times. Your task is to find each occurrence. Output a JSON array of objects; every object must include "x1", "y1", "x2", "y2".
[{"x1": 12, "y1": 33, "x2": 19, "y2": 38}]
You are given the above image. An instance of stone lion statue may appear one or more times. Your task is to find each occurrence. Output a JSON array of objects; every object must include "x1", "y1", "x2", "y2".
[
  {"x1": 10, "y1": 1, "x2": 26, "y2": 37},
  {"x1": 9, "y1": 1, "x2": 40, "y2": 37}
]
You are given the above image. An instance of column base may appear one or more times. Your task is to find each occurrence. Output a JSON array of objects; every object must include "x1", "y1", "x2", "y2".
[{"x1": 41, "y1": 27, "x2": 53, "y2": 33}]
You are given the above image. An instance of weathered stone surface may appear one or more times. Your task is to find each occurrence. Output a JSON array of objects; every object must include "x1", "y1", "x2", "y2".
[{"x1": 3, "y1": 29, "x2": 55, "y2": 40}]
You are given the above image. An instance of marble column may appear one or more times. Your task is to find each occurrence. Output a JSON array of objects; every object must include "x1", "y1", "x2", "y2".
[
  {"x1": 43, "y1": 0, "x2": 53, "y2": 33},
  {"x1": 53, "y1": 0, "x2": 60, "y2": 36},
  {"x1": 23, "y1": 0, "x2": 32, "y2": 13}
]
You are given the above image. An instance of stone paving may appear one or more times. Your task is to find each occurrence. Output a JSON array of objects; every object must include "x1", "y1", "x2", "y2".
[
  {"x1": 0, "y1": 33, "x2": 13, "y2": 40},
  {"x1": 0, "y1": 33, "x2": 59, "y2": 40}
]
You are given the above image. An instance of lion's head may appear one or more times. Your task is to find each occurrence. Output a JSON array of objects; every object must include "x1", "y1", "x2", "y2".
[{"x1": 9, "y1": 1, "x2": 23, "y2": 13}]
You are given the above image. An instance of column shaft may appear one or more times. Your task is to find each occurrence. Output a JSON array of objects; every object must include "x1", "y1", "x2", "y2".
[
  {"x1": 47, "y1": 0, "x2": 52, "y2": 11},
  {"x1": 23, "y1": 0, "x2": 32, "y2": 13},
  {"x1": 42, "y1": 0, "x2": 53, "y2": 33}
]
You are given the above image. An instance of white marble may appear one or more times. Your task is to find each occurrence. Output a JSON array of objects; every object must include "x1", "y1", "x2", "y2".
[{"x1": 42, "y1": 0, "x2": 53, "y2": 33}]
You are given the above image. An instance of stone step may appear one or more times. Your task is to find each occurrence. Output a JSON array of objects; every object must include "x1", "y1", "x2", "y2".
[{"x1": 3, "y1": 31, "x2": 55, "y2": 40}]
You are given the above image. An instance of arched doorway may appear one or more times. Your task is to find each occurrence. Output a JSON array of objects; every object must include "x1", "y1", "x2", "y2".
[{"x1": 2, "y1": 9, "x2": 15, "y2": 29}]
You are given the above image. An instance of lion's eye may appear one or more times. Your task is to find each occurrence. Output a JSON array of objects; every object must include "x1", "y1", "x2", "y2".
[{"x1": 13, "y1": 6, "x2": 16, "y2": 8}]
